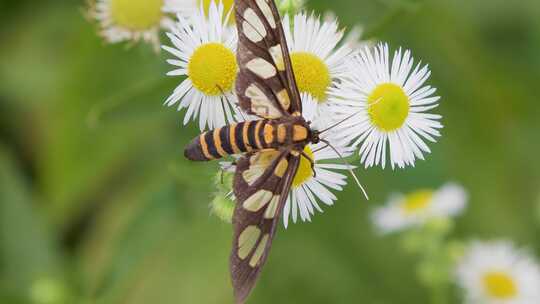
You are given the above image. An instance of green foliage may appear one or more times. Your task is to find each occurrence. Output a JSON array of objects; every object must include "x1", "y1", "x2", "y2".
[
  {"x1": 395, "y1": 219, "x2": 463, "y2": 304},
  {"x1": 210, "y1": 171, "x2": 235, "y2": 223},
  {"x1": 277, "y1": 0, "x2": 306, "y2": 16},
  {"x1": 536, "y1": 193, "x2": 540, "y2": 226},
  {"x1": 1, "y1": 0, "x2": 540, "y2": 303},
  {"x1": 0, "y1": 147, "x2": 70, "y2": 303}
]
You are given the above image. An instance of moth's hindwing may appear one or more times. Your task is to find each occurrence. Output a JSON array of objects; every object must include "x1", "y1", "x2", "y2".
[
  {"x1": 234, "y1": 0, "x2": 302, "y2": 119},
  {"x1": 230, "y1": 149, "x2": 300, "y2": 303}
]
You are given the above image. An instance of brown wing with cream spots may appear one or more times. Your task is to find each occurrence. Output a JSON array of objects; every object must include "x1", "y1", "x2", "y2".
[
  {"x1": 234, "y1": 0, "x2": 302, "y2": 119},
  {"x1": 230, "y1": 149, "x2": 300, "y2": 304}
]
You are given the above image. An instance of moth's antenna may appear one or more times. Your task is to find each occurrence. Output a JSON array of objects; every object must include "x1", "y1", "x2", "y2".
[
  {"x1": 320, "y1": 139, "x2": 369, "y2": 200},
  {"x1": 312, "y1": 143, "x2": 329, "y2": 154},
  {"x1": 319, "y1": 110, "x2": 363, "y2": 135}
]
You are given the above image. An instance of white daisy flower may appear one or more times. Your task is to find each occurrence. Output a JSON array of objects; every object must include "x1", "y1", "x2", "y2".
[
  {"x1": 330, "y1": 43, "x2": 443, "y2": 169},
  {"x1": 456, "y1": 241, "x2": 540, "y2": 304},
  {"x1": 162, "y1": 1, "x2": 239, "y2": 131},
  {"x1": 282, "y1": 12, "x2": 353, "y2": 126},
  {"x1": 371, "y1": 183, "x2": 467, "y2": 234},
  {"x1": 283, "y1": 133, "x2": 356, "y2": 228},
  {"x1": 91, "y1": 0, "x2": 182, "y2": 48}
]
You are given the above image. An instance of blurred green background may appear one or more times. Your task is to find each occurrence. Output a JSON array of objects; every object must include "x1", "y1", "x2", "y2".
[{"x1": 1, "y1": 0, "x2": 540, "y2": 303}]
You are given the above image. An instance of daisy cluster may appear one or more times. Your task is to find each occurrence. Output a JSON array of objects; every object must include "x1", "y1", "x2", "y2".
[
  {"x1": 151, "y1": 0, "x2": 441, "y2": 227},
  {"x1": 89, "y1": 0, "x2": 443, "y2": 226},
  {"x1": 371, "y1": 184, "x2": 540, "y2": 304}
]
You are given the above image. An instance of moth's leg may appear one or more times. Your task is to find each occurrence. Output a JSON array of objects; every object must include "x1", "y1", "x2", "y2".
[
  {"x1": 220, "y1": 168, "x2": 225, "y2": 184},
  {"x1": 300, "y1": 150, "x2": 316, "y2": 178},
  {"x1": 219, "y1": 160, "x2": 237, "y2": 184}
]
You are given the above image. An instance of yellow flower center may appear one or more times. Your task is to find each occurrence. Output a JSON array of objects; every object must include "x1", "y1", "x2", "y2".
[
  {"x1": 199, "y1": 0, "x2": 235, "y2": 22},
  {"x1": 368, "y1": 83, "x2": 410, "y2": 131},
  {"x1": 292, "y1": 146, "x2": 314, "y2": 188},
  {"x1": 402, "y1": 190, "x2": 434, "y2": 214},
  {"x1": 483, "y1": 272, "x2": 518, "y2": 299},
  {"x1": 110, "y1": 0, "x2": 164, "y2": 31},
  {"x1": 291, "y1": 52, "x2": 331, "y2": 102},
  {"x1": 188, "y1": 43, "x2": 237, "y2": 96}
]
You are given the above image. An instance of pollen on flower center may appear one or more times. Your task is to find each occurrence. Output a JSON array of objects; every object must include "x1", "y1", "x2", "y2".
[
  {"x1": 402, "y1": 190, "x2": 434, "y2": 214},
  {"x1": 188, "y1": 43, "x2": 237, "y2": 96},
  {"x1": 483, "y1": 272, "x2": 518, "y2": 299},
  {"x1": 368, "y1": 83, "x2": 410, "y2": 132},
  {"x1": 110, "y1": 0, "x2": 164, "y2": 31},
  {"x1": 199, "y1": 0, "x2": 235, "y2": 22},
  {"x1": 291, "y1": 52, "x2": 331, "y2": 102},
  {"x1": 293, "y1": 146, "x2": 315, "y2": 188}
]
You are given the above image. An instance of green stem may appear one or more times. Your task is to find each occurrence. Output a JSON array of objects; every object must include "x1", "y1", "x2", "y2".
[
  {"x1": 86, "y1": 77, "x2": 165, "y2": 129},
  {"x1": 430, "y1": 284, "x2": 448, "y2": 304}
]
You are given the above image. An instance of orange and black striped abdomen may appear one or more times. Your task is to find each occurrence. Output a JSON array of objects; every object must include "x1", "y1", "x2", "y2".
[
  {"x1": 184, "y1": 119, "x2": 310, "y2": 161},
  {"x1": 185, "y1": 120, "x2": 269, "y2": 161}
]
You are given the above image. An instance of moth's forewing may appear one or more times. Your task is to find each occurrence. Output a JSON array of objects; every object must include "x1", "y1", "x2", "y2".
[
  {"x1": 231, "y1": 150, "x2": 300, "y2": 303},
  {"x1": 234, "y1": 0, "x2": 302, "y2": 119}
]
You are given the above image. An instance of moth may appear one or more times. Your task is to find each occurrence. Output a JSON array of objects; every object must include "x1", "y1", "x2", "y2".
[{"x1": 185, "y1": 0, "x2": 340, "y2": 302}]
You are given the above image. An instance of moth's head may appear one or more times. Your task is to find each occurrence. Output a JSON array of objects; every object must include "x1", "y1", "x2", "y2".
[{"x1": 310, "y1": 129, "x2": 321, "y2": 144}]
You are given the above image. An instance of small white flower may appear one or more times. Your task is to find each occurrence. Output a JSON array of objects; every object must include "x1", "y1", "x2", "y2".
[
  {"x1": 330, "y1": 43, "x2": 443, "y2": 169},
  {"x1": 371, "y1": 183, "x2": 467, "y2": 234},
  {"x1": 456, "y1": 241, "x2": 540, "y2": 304},
  {"x1": 282, "y1": 12, "x2": 353, "y2": 126},
  {"x1": 162, "y1": 1, "x2": 239, "y2": 131},
  {"x1": 283, "y1": 133, "x2": 355, "y2": 228},
  {"x1": 91, "y1": 0, "x2": 182, "y2": 48}
]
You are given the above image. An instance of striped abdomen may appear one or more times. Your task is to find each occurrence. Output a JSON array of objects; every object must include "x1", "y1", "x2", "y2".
[{"x1": 184, "y1": 119, "x2": 309, "y2": 161}]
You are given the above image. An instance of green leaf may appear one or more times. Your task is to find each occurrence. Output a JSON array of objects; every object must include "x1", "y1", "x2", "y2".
[{"x1": 0, "y1": 146, "x2": 66, "y2": 302}]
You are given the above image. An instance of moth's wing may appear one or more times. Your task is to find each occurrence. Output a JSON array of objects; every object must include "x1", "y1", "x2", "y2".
[
  {"x1": 230, "y1": 149, "x2": 300, "y2": 304},
  {"x1": 234, "y1": 0, "x2": 302, "y2": 119},
  {"x1": 266, "y1": 0, "x2": 303, "y2": 114}
]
